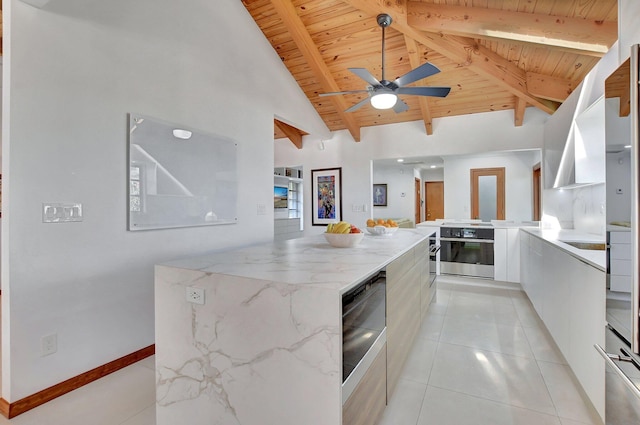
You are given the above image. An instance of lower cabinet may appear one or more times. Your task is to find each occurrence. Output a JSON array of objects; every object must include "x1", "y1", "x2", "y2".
[
  {"x1": 343, "y1": 239, "x2": 431, "y2": 425},
  {"x1": 342, "y1": 346, "x2": 387, "y2": 425},
  {"x1": 609, "y1": 230, "x2": 631, "y2": 293},
  {"x1": 386, "y1": 254, "x2": 421, "y2": 399},
  {"x1": 494, "y1": 228, "x2": 521, "y2": 283},
  {"x1": 519, "y1": 231, "x2": 605, "y2": 420}
]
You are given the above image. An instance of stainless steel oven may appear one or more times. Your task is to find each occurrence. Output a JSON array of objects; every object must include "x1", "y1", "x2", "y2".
[
  {"x1": 595, "y1": 327, "x2": 640, "y2": 423},
  {"x1": 341, "y1": 270, "x2": 386, "y2": 403},
  {"x1": 428, "y1": 232, "x2": 440, "y2": 286},
  {"x1": 439, "y1": 226, "x2": 494, "y2": 278}
]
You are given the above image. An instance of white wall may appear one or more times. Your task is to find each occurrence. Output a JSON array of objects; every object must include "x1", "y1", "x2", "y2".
[
  {"x1": 276, "y1": 108, "x2": 548, "y2": 236},
  {"x1": 619, "y1": 0, "x2": 640, "y2": 62},
  {"x1": 372, "y1": 164, "x2": 415, "y2": 220},
  {"x1": 606, "y1": 152, "x2": 632, "y2": 223},
  {"x1": 442, "y1": 151, "x2": 540, "y2": 221},
  {"x1": 421, "y1": 168, "x2": 444, "y2": 182},
  {"x1": 2, "y1": 0, "x2": 328, "y2": 401}
]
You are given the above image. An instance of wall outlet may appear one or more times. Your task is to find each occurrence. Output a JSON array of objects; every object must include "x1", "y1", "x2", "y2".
[
  {"x1": 41, "y1": 334, "x2": 57, "y2": 357},
  {"x1": 186, "y1": 286, "x2": 205, "y2": 305},
  {"x1": 257, "y1": 204, "x2": 267, "y2": 215}
]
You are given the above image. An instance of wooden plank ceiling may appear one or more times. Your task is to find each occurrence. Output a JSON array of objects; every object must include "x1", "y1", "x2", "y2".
[{"x1": 244, "y1": 0, "x2": 617, "y2": 144}]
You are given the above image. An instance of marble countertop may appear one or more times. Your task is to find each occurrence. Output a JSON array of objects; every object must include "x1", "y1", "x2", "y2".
[
  {"x1": 521, "y1": 228, "x2": 606, "y2": 271},
  {"x1": 160, "y1": 229, "x2": 428, "y2": 293}
]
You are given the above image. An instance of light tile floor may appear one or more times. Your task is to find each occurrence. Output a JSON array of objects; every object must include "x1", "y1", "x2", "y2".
[
  {"x1": 379, "y1": 277, "x2": 603, "y2": 425},
  {"x1": 0, "y1": 278, "x2": 602, "y2": 425}
]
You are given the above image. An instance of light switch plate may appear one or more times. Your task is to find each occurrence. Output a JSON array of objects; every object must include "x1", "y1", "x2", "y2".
[{"x1": 43, "y1": 203, "x2": 83, "y2": 223}]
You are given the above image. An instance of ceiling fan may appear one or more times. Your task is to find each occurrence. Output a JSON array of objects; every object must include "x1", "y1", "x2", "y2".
[{"x1": 320, "y1": 14, "x2": 451, "y2": 113}]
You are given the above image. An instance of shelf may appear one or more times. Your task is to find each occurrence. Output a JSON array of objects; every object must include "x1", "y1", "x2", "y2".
[{"x1": 274, "y1": 174, "x2": 302, "y2": 183}]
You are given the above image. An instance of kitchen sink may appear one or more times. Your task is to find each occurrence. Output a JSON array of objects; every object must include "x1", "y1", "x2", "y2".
[{"x1": 559, "y1": 240, "x2": 607, "y2": 251}]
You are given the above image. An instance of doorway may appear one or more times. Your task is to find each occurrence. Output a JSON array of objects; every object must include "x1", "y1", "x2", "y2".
[
  {"x1": 425, "y1": 181, "x2": 444, "y2": 221},
  {"x1": 532, "y1": 164, "x2": 541, "y2": 221},
  {"x1": 470, "y1": 167, "x2": 505, "y2": 221}
]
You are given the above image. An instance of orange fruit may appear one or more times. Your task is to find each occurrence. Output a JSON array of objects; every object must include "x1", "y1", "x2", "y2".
[{"x1": 376, "y1": 219, "x2": 385, "y2": 225}]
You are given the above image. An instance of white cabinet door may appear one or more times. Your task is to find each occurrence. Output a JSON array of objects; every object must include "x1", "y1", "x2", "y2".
[
  {"x1": 541, "y1": 244, "x2": 571, "y2": 357},
  {"x1": 609, "y1": 231, "x2": 632, "y2": 293},
  {"x1": 574, "y1": 96, "x2": 605, "y2": 184},
  {"x1": 568, "y1": 256, "x2": 605, "y2": 419},
  {"x1": 519, "y1": 232, "x2": 530, "y2": 292},
  {"x1": 528, "y1": 235, "x2": 544, "y2": 315},
  {"x1": 522, "y1": 236, "x2": 606, "y2": 420},
  {"x1": 506, "y1": 228, "x2": 521, "y2": 283},
  {"x1": 494, "y1": 228, "x2": 507, "y2": 281}
]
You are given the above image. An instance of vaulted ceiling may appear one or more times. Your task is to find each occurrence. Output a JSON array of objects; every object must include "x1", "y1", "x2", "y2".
[{"x1": 242, "y1": 0, "x2": 617, "y2": 144}]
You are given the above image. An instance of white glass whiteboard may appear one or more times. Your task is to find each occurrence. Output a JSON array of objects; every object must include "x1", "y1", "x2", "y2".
[{"x1": 128, "y1": 114, "x2": 238, "y2": 230}]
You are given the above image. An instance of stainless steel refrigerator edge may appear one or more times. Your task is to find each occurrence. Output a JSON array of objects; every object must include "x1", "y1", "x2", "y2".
[{"x1": 597, "y1": 43, "x2": 640, "y2": 424}]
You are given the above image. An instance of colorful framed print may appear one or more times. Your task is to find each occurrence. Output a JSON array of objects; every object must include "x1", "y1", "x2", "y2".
[{"x1": 311, "y1": 167, "x2": 342, "y2": 225}]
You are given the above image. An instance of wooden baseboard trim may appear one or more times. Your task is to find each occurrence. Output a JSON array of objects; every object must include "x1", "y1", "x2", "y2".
[{"x1": 0, "y1": 344, "x2": 154, "y2": 419}]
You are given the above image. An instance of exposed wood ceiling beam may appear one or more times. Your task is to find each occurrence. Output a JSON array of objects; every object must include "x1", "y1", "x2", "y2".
[
  {"x1": 526, "y1": 72, "x2": 576, "y2": 103},
  {"x1": 406, "y1": 2, "x2": 615, "y2": 57},
  {"x1": 514, "y1": 97, "x2": 526, "y2": 127},
  {"x1": 274, "y1": 119, "x2": 305, "y2": 149},
  {"x1": 605, "y1": 58, "x2": 631, "y2": 117},
  {"x1": 341, "y1": 0, "x2": 559, "y2": 116},
  {"x1": 403, "y1": 35, "x2": 434, "y2": 136},
  {"x1": 270, "y1": 0, "x2": 361, "y2": 142}
]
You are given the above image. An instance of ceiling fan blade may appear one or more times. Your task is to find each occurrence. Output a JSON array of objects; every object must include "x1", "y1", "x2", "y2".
[
  {"x1": 345, "y1": 96, "x2": 372, "y2": 113},
  {"x1": 349, "y1": 68, "x2": 382, "y2": 86},
  {"x1": 393, "y1": 99, "x2": 409, "y2": 113},
  {"x1": 395, "y1": 86, "x2": 451, "y2": 97},
  {"x1": 319, "y1": 90, "x2": 369, "y2": 97},
  {"x1": 394, "y1": 62, "x2": 441, "y2": 87}
]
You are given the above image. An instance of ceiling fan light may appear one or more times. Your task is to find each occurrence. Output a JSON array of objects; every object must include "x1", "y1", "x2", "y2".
[{"x1": 370, "y1": 93, "x2": 397, "y2": 109}]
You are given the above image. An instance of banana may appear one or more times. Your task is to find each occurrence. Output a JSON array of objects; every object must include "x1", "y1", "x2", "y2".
[
  {"x1": 327, "y1": 221, "x2": 350, "y2": 233},
  {"x1": 334, "y1": 221, "x2": 350, "y2": 234}
]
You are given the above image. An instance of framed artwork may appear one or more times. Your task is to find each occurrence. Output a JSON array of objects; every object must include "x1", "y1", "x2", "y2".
[
  {"x1": 311, "y1": 167, "x2": 342, "y2": 225},
  {"x1": 373, "y1": 183, "x2": 387, "y2": 206}
]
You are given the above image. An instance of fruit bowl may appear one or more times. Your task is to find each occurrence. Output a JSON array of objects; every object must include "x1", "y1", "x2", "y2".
[
  {"x1": 324, "y1": 232, "x2": 364, "y2": 248},
  {"x1": 366, "y1": 225, "x2": 399, "y2": 236}
]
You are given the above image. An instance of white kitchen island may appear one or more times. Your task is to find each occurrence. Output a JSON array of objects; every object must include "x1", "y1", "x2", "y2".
[{"x1": 154, "y1": 229, "x2": 429, "y2": 425}]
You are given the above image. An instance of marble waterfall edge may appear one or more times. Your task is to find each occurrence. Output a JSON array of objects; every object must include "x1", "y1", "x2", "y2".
[{"x1": 155, "y1": 265, "x2": 342, "y2": 425}]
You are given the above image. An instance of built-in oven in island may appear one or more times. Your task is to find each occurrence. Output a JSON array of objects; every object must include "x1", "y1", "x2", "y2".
[
  {"x1": 341, "y1": 269, "x2": 386, "y2": 404},
  {"x1": 440, "y1": 226, "x2": 494, "y2": 278}
]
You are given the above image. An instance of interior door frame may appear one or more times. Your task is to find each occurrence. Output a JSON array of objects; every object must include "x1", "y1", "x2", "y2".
[
  {"x1": 415, "y1": 178, "x2": 421, "y2": 225},
  {"x1": 470, "y1": 167, "x2": 505, "y2": 220},
  {"x1": 532, "y1": 163, "x2": 541, "y2": 221}
]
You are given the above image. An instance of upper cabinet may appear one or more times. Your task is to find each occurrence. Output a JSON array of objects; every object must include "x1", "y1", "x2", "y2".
[
  {"x1": 574, "y1": 96, "x2": 606, "y2": 184},
  {"x1": 544, "y1": 43, "x2": 620, "y2": 189}
]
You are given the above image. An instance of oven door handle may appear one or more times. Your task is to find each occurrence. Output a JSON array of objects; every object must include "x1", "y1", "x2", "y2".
[
  {"x1": 342, "y1": 280, "x2": 385, "y2": 319},
  {"x1": 594, "y1": 344, "x2": 640, "y2": 401},
  {"x1": 439, "y1": 237, "x2": 494, "y2": 243}
]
